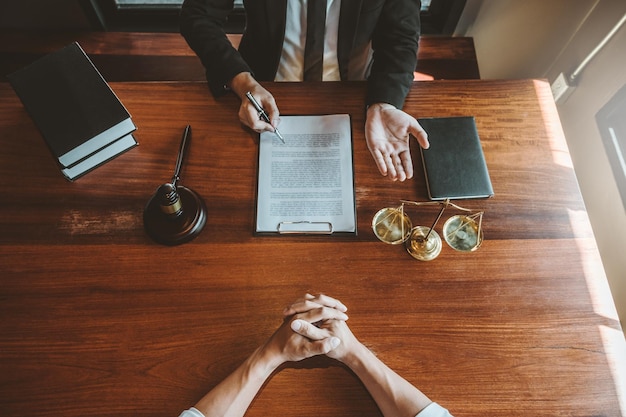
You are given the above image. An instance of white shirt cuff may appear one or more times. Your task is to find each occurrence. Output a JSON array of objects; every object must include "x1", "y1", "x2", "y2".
[
  {"x1": 416, "y1": 402, "x2": 453, "y2": 417},
  {"x1": 179, "y1": 402, "x2": 452, "y2": 417},
  {"x1": 178, "y1": 407, "x2": 205, "y2": 417}
]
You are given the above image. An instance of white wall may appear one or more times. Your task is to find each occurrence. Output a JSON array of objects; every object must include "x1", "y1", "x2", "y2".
[{"x1": 457, "y1": 0, "x2": 626, "y2": 327}]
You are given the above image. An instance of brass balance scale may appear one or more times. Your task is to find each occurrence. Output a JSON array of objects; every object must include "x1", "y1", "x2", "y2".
[{"x1": 372, "y1": 199, "x2": 484, "y2": 261}]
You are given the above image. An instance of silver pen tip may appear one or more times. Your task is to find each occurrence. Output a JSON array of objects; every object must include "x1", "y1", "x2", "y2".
[{"x1": 275, "y1": 129, "x2": 286, "y2": 144}]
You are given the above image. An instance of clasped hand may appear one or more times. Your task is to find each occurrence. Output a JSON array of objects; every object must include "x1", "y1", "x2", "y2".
[
  {"x1": 189, "y1": 293, "x2": 440, "y2": 417},
  {"x1": 261, "y1": 293, "x2": 358, "y2": 367}
]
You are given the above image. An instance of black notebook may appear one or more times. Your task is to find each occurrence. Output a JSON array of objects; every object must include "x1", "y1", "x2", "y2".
[
  {"x1": 418, "y1": 116, "x2": 493, "y2": 200},
  {"x1": 7, "y1": 42, "x2": 137, "y2": 180}
]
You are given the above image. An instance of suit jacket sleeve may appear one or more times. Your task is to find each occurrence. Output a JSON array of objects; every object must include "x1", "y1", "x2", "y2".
[
  {"x1": 180, "y1": 0, "x2": 251, "y2": 96},
  {"x1": 366, "y1": 0, "x2": 421, "y2": 109}
]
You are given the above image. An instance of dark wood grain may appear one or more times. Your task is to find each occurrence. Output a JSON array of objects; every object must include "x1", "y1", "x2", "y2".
[
  {"x1": 0, "y1": 31, "x2": 480, "y2": 81},
  {"x1": 0, "y1": 80, "x2": 623, "y2": 417}
]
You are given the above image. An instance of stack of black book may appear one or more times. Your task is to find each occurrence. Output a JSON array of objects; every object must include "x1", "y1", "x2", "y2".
[{"x1": 8, "y1": 42, "x2": 137, "y2": 180}]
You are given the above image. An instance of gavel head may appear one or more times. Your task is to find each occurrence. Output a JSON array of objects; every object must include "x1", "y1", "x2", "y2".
[
  {"x1": 156, "y1": 183, "x2": 183, "y2": 217},
  {"x1": 143, "y1": 183, "x2": 207, "y2": 246}
]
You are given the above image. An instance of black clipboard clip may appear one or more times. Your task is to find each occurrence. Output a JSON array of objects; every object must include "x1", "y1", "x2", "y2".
[{"x1": 277, "y1": 221, "x2": 333, "y2": 234}]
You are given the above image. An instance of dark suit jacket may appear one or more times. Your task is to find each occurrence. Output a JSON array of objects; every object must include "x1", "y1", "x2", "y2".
[{"x1": 180, "y1": 0, "x2": 421, "y2": 108}]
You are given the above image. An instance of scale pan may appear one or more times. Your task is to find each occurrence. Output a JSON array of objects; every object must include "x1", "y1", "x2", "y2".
[
  {"x1": 443, "y1": 215, "x2": 483, "y2": 252},
  {"x1": 372, "y1": 207, "x2": 412, "y2": 244}
]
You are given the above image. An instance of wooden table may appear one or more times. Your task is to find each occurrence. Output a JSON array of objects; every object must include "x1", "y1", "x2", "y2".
[
  {"x1": 0, "y1": 31, "x2": 480, "y2": 82},
  {"x1": 0, "y1": 80, "x2": 624, "y2": 417}
]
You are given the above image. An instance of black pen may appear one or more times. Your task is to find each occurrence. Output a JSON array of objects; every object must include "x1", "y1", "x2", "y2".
[{"x1": 245, "y1": 91, "x2": 285, "y2": 143}]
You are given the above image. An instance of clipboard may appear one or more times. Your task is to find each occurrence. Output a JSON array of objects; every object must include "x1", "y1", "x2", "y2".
[
  {"x1": 254, "y1": 114, "x2": 357, "y2": 236},
  {"x1": 277, "y1": 221, "x2": 334, "y2": 234}
]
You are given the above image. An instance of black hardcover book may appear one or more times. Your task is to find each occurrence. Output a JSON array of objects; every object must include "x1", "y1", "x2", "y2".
[
  {"x1": 60, "y1": 133, "x2": 137, "y2": 181},
  {"x1": 7, "y1": 42, "x2": 136, "y2": 172},
  {"x1": 418, "y1": 116, "x2": 494, "y2": 200}
]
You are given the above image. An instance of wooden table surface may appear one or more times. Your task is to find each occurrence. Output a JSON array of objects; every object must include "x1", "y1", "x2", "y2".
[
  {"x1": 0, "y1": 80, "x2": 624, "y2": 417},
  {"x1": 0, "y1": 31, "x2": 480, "y2": 81}
]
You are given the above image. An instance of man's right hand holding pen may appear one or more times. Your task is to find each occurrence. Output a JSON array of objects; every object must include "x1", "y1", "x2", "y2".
[{"x1": 230, "y1": 72, "x2": 283, "y2": 138}]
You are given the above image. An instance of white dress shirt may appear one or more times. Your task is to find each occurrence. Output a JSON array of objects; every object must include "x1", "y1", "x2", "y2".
[{"x1": 275, "y1": 0, "x2": 372, "y2": 82}]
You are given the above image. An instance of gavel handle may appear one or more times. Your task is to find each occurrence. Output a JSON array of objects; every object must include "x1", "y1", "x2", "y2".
[{"x1": 172, "y1": 124, "x2": 192, "y2": 188}]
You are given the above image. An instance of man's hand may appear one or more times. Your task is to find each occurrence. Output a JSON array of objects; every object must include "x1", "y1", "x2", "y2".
[
  {"x1": 282, "y1": 293, "x2": 348, "y2": 317},
  {"x1": 290, "y1": 315, "x2": 362, "y2": 364},
  {"x1": 284, "y1": 294, "x2": 361, "y2": 363},
  {"x1": 261, "y1": 294, "x2": 348, "y2": 367},
  {"x1": 229, "y1": 72, "x2": 281, "y2": 135},
  {"x1": 365, "y1": 103, "x2": 429, "y2": 181}
]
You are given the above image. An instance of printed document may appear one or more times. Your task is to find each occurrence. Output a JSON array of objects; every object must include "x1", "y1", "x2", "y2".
[{"x1": 255, "y1": 114, "x2": 356, "y2": 234}]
